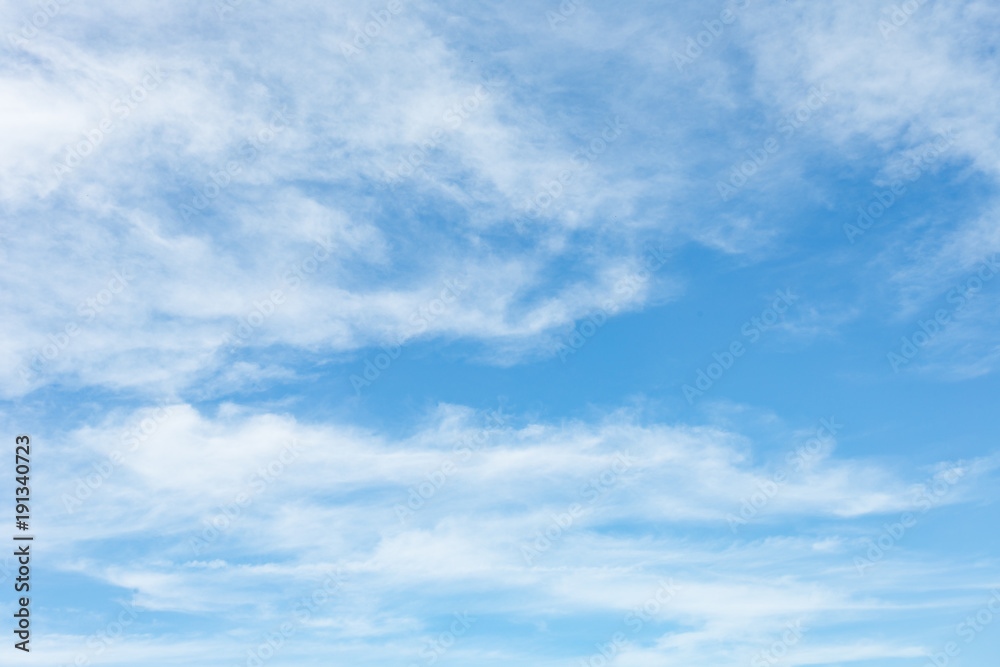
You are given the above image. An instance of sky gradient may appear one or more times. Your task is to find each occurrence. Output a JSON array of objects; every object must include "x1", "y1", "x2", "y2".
[{"x1": 2, "y1": 1, "x2": 1000, "y2": 665}]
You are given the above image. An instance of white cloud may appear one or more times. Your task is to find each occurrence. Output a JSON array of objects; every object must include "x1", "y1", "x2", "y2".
[{"x1": 28, "y1": 402, "x2": 997, "y2": 664}]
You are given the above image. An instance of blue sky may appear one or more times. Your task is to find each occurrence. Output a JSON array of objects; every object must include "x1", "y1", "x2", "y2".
[{"x1": 2, "y1": 0, "x2": 1000, "y2": 665}]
